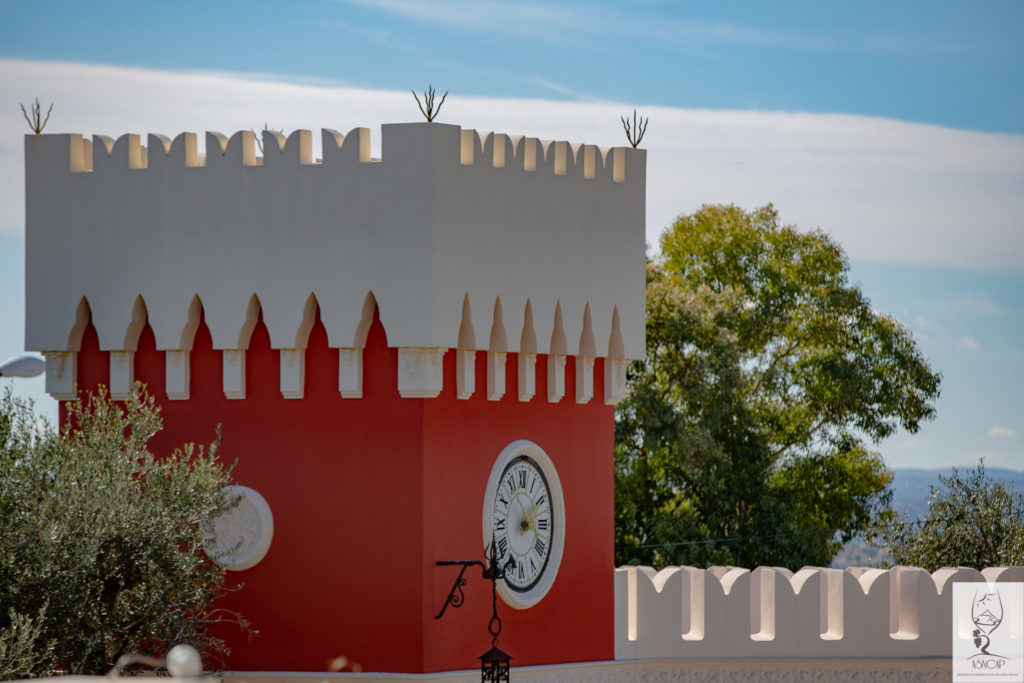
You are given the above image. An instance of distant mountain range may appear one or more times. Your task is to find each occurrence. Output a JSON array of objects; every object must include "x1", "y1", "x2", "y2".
[
  {"x1": 830, "y1": 466, "x2": 1024, "y2": 569},
  {"x1": 889, "y1": 466, "x2": 1024, "y2": 520}
]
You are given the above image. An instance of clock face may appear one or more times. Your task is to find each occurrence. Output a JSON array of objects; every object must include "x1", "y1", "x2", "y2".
[
  {"x1": 491, "y1": 455, "x2": 553, "y2": 592},
  {"x1": 483, "y1": 440, "x2": 565, "y2": 610}
]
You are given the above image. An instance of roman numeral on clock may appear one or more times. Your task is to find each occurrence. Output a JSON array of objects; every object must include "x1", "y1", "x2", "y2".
[{"x1": 534, "y1": 538, "x2": 547, "y2": 556}]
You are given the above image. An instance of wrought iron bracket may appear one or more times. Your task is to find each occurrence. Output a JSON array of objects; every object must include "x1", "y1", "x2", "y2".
[
  {"x1": 435, "y1": 559, "x2": 485, "y2": 619},
  {"x1": 435, "y1": 540, "x2": 515, "y2": 621}
]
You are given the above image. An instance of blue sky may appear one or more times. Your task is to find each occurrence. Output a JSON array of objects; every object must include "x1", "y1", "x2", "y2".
[{"x1": 1, "y1": 0, "x2": 1022, "y2": 470}]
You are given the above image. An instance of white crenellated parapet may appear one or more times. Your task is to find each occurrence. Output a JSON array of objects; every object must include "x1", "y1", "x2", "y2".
[
  {"x1": 614, "y1": 564, "x2": 1024, "y2": 661},
  {"x1": 24, "y1": 123, "x2": 645, "y2": 402}
]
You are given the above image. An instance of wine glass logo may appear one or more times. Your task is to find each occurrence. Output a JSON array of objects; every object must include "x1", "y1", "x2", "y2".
[{"x1": 971, "y1": 589, "x2": 1004, "y2": 656}]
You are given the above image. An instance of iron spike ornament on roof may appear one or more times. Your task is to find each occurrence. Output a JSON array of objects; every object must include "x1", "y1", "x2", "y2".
[
  {"x1": 621, "y1": 109, "x2": 648, "y2": 148},
  {"x1": 413, "y1": 84, "x2": 448, "y2": 122}
]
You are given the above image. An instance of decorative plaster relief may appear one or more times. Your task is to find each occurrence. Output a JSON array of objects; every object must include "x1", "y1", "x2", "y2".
[
  {"x1": 339, "y1": 348, "x2": 363, "y2": 398},
  {"x1": 547, "y1": 355, "x2": 566, "y2": 403},
  {"x1": 220, "y1": 659, "x2": 950, "y2": 682},
  {"x1": 486, "y1": 351, "x2": 506, "y2": 401},
  {"x1": 223, "y1": 350, "x2": 245, "y2": 400},
  {"x1": 165, "y1": 350, "x2": 190, "y2": 400},
  {"x1": 398, "y1": 347, "x2": 446, "y2": 398},
  {"x1": 526, "y1": 662, "x2": 951, "y2": 683},
  {"x1": 109, "y1": 351, "x2": 134, "y2": 400},
  {"x1": 280, "y1": 348, "x2": 304, "y2": 399},
  {"x1": 43, "y1": 351, "x2": 76, "y2": 400},
  {"x1": 518, "y1": 353, "x2": 537, "y2": 402},
  {"x1": 206, "y1": 485, "x2": 274, "y2": 571}
]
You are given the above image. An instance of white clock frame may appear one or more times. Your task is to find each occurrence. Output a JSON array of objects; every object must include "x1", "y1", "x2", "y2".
[{"x1": 482, "y1": 439, "x2": 566, "y2": 610}]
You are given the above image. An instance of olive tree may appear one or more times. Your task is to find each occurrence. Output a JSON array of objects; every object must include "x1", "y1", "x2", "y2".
[
  {"x1": 877, "y1": 463, "x2": 1024, "y2": 570},
  {"x1": 0, "y1": 386, "x2": 243, "y2": 678}
]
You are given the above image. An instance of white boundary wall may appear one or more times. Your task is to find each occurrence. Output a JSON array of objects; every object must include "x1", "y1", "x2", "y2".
[{"x1": 614, "y1": 564, "x2": 1024, "y2": 660}]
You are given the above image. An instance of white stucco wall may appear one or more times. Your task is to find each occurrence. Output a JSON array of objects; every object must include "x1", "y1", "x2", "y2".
[{"x1": 24, "y1": 124, "x2": 645, "y2": 360}]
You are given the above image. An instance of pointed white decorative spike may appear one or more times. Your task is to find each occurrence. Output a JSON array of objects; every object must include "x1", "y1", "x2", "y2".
[
  {"x1": 576, "y1": 356, "x2": 595, "y2": 404},
  {"x1": 223, "y1": 350, "x2": 246, "y2": 399},
  {"x1": 165, "y1": 350, "x2": 190, "y2": 400},
  {"x1": 339, "y1": 348, "x2": 363, "y2": 398},
  {"x1": 456, "y1": 349, "x2": 475, "y2": 400},
  {"x1": 280, "y1": 348, "x2": 304, "y2": 399},
  {"x1": 398, "y1": 347, "x2": 445, "y2": 398},
  {"x1": 109, "y1": 351, "x2": 134, "y2": 400},
  {"x1": 487, "y1": 351, "x2": 506, "y2": 401},
  {"x1": 518, "y1": 353, "x2": 536, "y2": 402},
  {"x1": 547, "y1": 354, "x2": 566, "y2": 403},
  {"x1": 44, "y1": 351, "x2": 76, "y2": 400}
]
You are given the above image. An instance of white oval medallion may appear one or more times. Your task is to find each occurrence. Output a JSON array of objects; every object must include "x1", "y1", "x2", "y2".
[{"x1": 206, "y1": 485, "x2": 274, "y2": 571}]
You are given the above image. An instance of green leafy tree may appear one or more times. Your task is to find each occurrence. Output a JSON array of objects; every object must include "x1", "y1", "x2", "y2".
[
  {"x1": 615, "y1": 204, "x2": 941, "y2": 569},
  {"x1": 0, "y1": 386, "x2": 243, "y2": 678},
  {"x1": 877, "y1": 463, "x2": 1024, "y2": 570}
]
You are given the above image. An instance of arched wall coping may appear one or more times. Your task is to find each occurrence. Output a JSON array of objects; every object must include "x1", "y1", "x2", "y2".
[{"x1": 614, "y1": 564, "x2": 1024, "y2": 661}]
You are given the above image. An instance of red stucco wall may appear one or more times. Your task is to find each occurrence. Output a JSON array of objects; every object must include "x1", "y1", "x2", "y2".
[{"x1": 67, "y1": 304, "x2": 614, "y2": 673}]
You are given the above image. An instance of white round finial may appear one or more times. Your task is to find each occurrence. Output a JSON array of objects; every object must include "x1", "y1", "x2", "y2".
[{"x1": 166, "y1": 644, "x2": 203, "y2": 678}]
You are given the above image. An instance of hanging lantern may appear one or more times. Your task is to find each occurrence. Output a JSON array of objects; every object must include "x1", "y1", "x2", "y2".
[{"x1": 479, "y1": 644, "x2": 511, "y2": 683}]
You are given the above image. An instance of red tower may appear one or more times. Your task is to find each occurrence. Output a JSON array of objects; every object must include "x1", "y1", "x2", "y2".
[{"x1": 24, "y1": 122, "x2": 645, "y2": 674}]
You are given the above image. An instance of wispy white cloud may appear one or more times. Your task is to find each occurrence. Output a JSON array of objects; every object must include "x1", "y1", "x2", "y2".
[
  {"x1": 333, "y1": 0, "x2": 1002, "y2": 59},
  {"x1": 336, "y1": 0, "x2": 595, "y2": 42},
  {"x1": 989, "y1": 426, "x2": 1020, "y2": 439},
  {"x1": 532, "y1": 77, "x2": 599, "y2": 102},
  {"x1": 336, "y1": 0, "x2": 837, "y2": 51},
  {"x1": 2, "y1": 59, "x2": 1024, "y2": 272},
  {"x1": 956, "y1": 337, "x2": 982, "y2": 352}
]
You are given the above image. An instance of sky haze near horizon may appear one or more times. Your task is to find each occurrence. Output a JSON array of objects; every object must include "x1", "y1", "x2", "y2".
[{"x1": 0, "y1": 1, "x2": 1022, "y2": 472}]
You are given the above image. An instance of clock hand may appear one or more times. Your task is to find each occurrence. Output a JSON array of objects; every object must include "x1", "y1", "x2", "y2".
[{"x1": 512, "y1": 492, "x2": 537, "y2": 533}]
